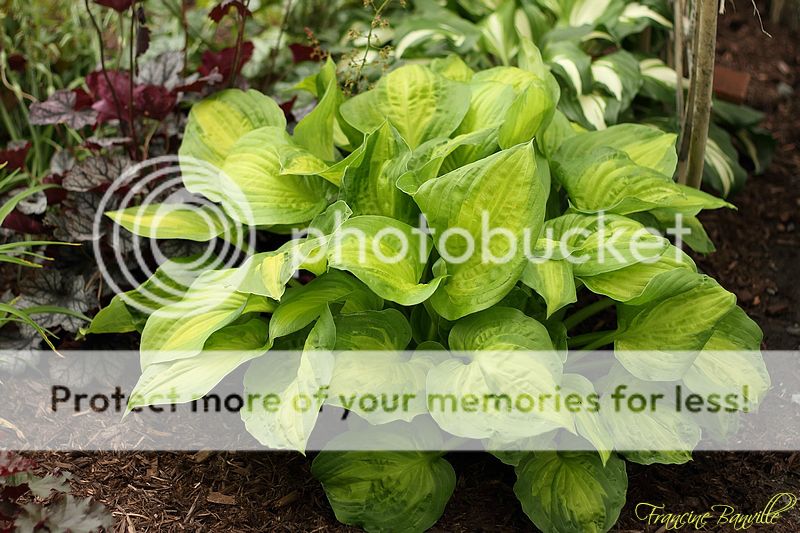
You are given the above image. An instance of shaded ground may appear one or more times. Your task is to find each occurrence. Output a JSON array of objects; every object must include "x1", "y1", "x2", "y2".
[{"x1": 24, "y1": 4, "x2": 800, "y2": 533}]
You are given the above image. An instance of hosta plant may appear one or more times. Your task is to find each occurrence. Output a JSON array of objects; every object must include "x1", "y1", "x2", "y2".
[{"x1": 89, "y1": 44, "x2": 769, "y2": 533}]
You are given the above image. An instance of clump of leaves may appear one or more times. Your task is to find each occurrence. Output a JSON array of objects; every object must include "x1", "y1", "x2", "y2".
[
  {"x1": 89, "y1": 41, "x2": 768, "y2": 533},
  {"x1": 0, "y1": 452, "x2": 112, "y2": 533}
]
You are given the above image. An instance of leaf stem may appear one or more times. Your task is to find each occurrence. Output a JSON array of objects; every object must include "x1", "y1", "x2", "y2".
[{"x1": 563, "y1": 298, "x2": 615, "y2": 331}]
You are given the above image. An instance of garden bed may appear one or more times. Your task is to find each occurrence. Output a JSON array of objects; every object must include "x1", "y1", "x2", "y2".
[{"x1": 24, "y1": 6, "x2": 800, "y2": 532}]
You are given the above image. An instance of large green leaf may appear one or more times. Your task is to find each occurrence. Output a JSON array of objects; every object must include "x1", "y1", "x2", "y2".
[
  {"x1": 268, "y1": 271, "x2": 382, "y2": 341},
  {"x1": 106, "y1": 204, "x2": 234, "y2": 242},
  {"x1": 326, "y1": 310, "x2": 446, "y2": 423},
  {"x1": 219, "y1": 127, "x2": 334, "y2": 226},
  {"x1": 129, "y1": 317, "x2": 270, "y2": 411},
  {"x1": 401, "y1": 143, "x2": 547, "y2": 320},
  {"x1": 312, "y1": 422, "x2": 456, "y2": 533},
  {"x1": 555, "y1": 123, "x2": 678, "y2": 177},
  {"x1": 614, "y1": 271, "x2": 737, "y2": 381},
  {"x1": 552, "y1": 147, "x2": 730, "y2": 215},
  {"x1": 339, "y1": 123, "x2": 416, "y2": 224},
  {"x1": 426, "y1": 308, "x2": 569, "y2": 441},
  {"x1": 241, "y1": 307, "x2": 335, "y2": 452},
  {"x1": 514, "y1": 452, "x2": 627, "y2": 533},
  {"x1": 327, "y1": 216, "x2": 443, "y2": 306},
  {"x1": 340, "y1": 64, "x2": 471, "y2": 149},
  {"x1": 293, "y1": 58, "x2": 346, "y2": 161},
  {"x1": 179, "y1": 88, "x2": 286, "y2": 174},
  {"x1": 521, "y1": 259, "x2": 576, "y2": 318}
]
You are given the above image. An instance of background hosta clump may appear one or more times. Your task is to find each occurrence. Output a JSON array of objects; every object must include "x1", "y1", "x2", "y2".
[{"x1": 89, "y1": 40, "x2": 769, "y2": 533}]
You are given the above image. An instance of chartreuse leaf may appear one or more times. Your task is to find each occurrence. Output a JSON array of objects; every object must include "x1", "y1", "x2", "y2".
[
  {"x1": 430, "y1": 55, "x2": 475, "y2": 82},
  {"x1": 294, "y1": 57, "x2": 346, "y2": 161},
  {"x1": 683, "y1": 306, "x2": 770, "y2": 406},
  {"x1": 312, "y1": 421, "x2": 456, "y2": 533},
  {"x1": 268, "y1": 271, "x2": 382, "y2": 341},
  {"x1": 106, "y1": 204, "x2": 233, "y2": 242},
  {"x1": 241, "y1": 306, "x2": 335, "y2": 452},
  {"x1": 561, "y1": 374, "x2": 614, "y2": 465},
  {"x1": 614, "y1": 271, "x2": 737, "y2": 381},
  {"x1": 179, "y1": 89, "x2": 286, "y2": 197},
  {"x1": 128, "y1": 317, "x2": 270, "y2": 412},
  {"x1": 140, "y1": 268, "x2": 262, "y2": 367},
  {"x1": 237, "y1": 201, "x2": 353, "y2": 301},
  {"x1": 599, "y1": 368, "x2": 701, "y2": 465},
  {"x1": 327, "y1": 309, "x2": 446, "y2": 424},
  {"x1": 340, "y1": 64, "x2": 471, "y2": 149},
  {"x1": 327, "y1": 216, "x2": 444, "y2": 306},
  {"x1": 401, "y1": 143, "x2": 547, "y2": 320},
  {"x1": 426, "y1": 308, "x2": 570, "y2": 441},
  {"x1": 553, "y1": 147, "x2": 731, "y2": 215},
  {"x1": 85, "y1": 295, "x2": 137, "y2": 335},
  {"x1": 521, "y1": 259, "x2": 576, "y2": 318},
  {"x1": 340, "y1": 123, "x2": 416, "y2": 224},
  {"x1": 554, "y1": 123, "x2": 678, "y2": 177},
  {"x1": 537, "y1": 109, "x2": 578, "y2": 159},
  {"x1": 514, "y1": 452, "x2": 627, "y2": 533},
  {"x1": 581, "y1": 246, "x2": 697, "y2": 302},
  {"x1": 219, "y1": 127, "x2": 334, "y2": 226}
]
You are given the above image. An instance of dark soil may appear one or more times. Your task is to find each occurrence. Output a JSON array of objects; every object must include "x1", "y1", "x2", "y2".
[{"x1": 22, "y1": 4, "x2": 800, "y2": 533}]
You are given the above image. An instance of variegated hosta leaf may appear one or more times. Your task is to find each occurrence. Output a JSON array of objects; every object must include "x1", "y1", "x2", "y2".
[
  {"x1": 105, "y1": 204, "x2": 234, "y2": 242},
  {"x1": 514, "y1": 452, "x2": 627, "y2": 533},
  {"x1": 129, "y1": 317, "x2": 270, "y2": 411},
  {"x1": 340, "y1": 64, "x2": 471, "y2": 149},
  {"x1": 554, "y1": 123, "x2": 678, "y2": 177},
  {"x1": 140, "y1": 268, "x2": 268, "y2": 367},
  {"x1": 599, "y1": 373, "x2": 701, "y2": 465},
  {"x1": 580, "y1": 246, "x2": 697, "y2": 302},
  {"x1": 683, "y1": 306, "x2": 770, "y2": 407},
  {"x1": 591, "y1": 50, "x2": 642, "y2": 109},
  {"x1": 237, "y1": 201, "x2": 353, "y2": 301},
  {"x1": 704, "y1": 124, "x2": 748, "y2": 198},
  {"x1": 327, "y1": 216, "x2": 445, "y2": 306},
  {"x1": 561, "y1": 374, "x2": 614, "y2": 464},
  {"x1": 268, "y1": 271, "x2": 383, "y2": 342},
  {"x1": 553, "y1": 147, "x2": 730, "y2": 215},
  {"x1": 544, "y1": 41, "x2": 592, "y2": 96},
  {"x1": 426, "y1": 308, "x2": 570, "y2": 441},
  {"x1": 401, "y1": 143, "x2": 547, "y2": 320},
  {"x1": 241, "y1": 306, "x2": 335, "y2": 452},
  {"x1": 312, "y1": 422, "x2": 456, "y2": 533},
  {"x1": 179, "y1": 89, "x2": 286, "y2": 181},
  {"x1": 521, "y1": 259, "x2": 576, "y2": 318},
  {"x1": 614, "y1": 270, "x2": 738, "y2": 381},
  {"x1": 293, "y1": 57, "x2": 346, "y2": 161},
  {"x1": 219, "y1": 127, "x2": 334, "y2": 226},
  {"x1": 326, "y1": 310, "x2": 447, "y2": 424},
  {"x1": 537, "y1": 109, "x2": 578, "y2": 159},
  {"x1": 339, "y1": 122, "x2": 417, "y2": 224}
]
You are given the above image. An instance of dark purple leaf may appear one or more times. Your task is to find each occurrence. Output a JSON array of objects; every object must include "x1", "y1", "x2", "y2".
[
  {"x1": 0, "y1": 141, "x2": 31, "y2": 171},
  {"x1": 86, "y1": 70, "x2": 133, "y2": 124},
  {"x1": 63, "y1": 155, "x2": 133, "y2": 192},
  {"x1": 175, "y1": 70, "x2": 224, "y2": 92},
  {"x1": 42, "y1": 175, "x2": 67, "y2": 206},
  {"x1": 8, "y1": 53, "x2": 26, "y2": 73},
  {"x1": 93, "y1": 0, "x2": 135, "y2": 12},
  {"x1": 208, "y1": 0, "x2": 251, "y2": 22},
  {"x1": 136, "y1": 25, "x2": 151, "y2": 57},
  {"x1": 0, "y1": 453, "x2": 36, "y2": 477},
  {"x1": 280, "y1": 96, "x2": 298, "y2": 123},
  {"x1": 134, "y1": 85, "x2": 177, "y2": 120},
  {"x1": 289, "y1": 43, "x2": 319, "y2": 64},
  {"x1": 1, "y1": 211, "x2": 45, "y2": 234},
  {"x1": 199, "y1": 42, "x2": 254, "y2": 85}
]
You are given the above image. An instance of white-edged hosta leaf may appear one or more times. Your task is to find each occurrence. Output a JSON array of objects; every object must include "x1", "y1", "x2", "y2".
[
  {"x1": 327, "y1": 216, "x2": 444, "y2": 306},
  {"x1": 312, "y1": 422, "x2": 456, "y2": 533},
  {"x1": 129, "y1": 317, "x2": 270, "y2": 411},
  {"x1": 514, "y1": 452, "x2": 627, "y2": 533},
  {"x1": 400, "y1": 143, "x2": 547, "y2": 320},
  {"x1": 340, "y1": 64, "x2": 471, "y2": 149},
  {"x1": 241, "y1": 307, "x2": 335, "y2": 452},
  {"x1": 545, "y1": 41, "x2": 592, "y2": 96},
  {"x1": 591, "y1": 50, "x2": 642, "y2": 108}
]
